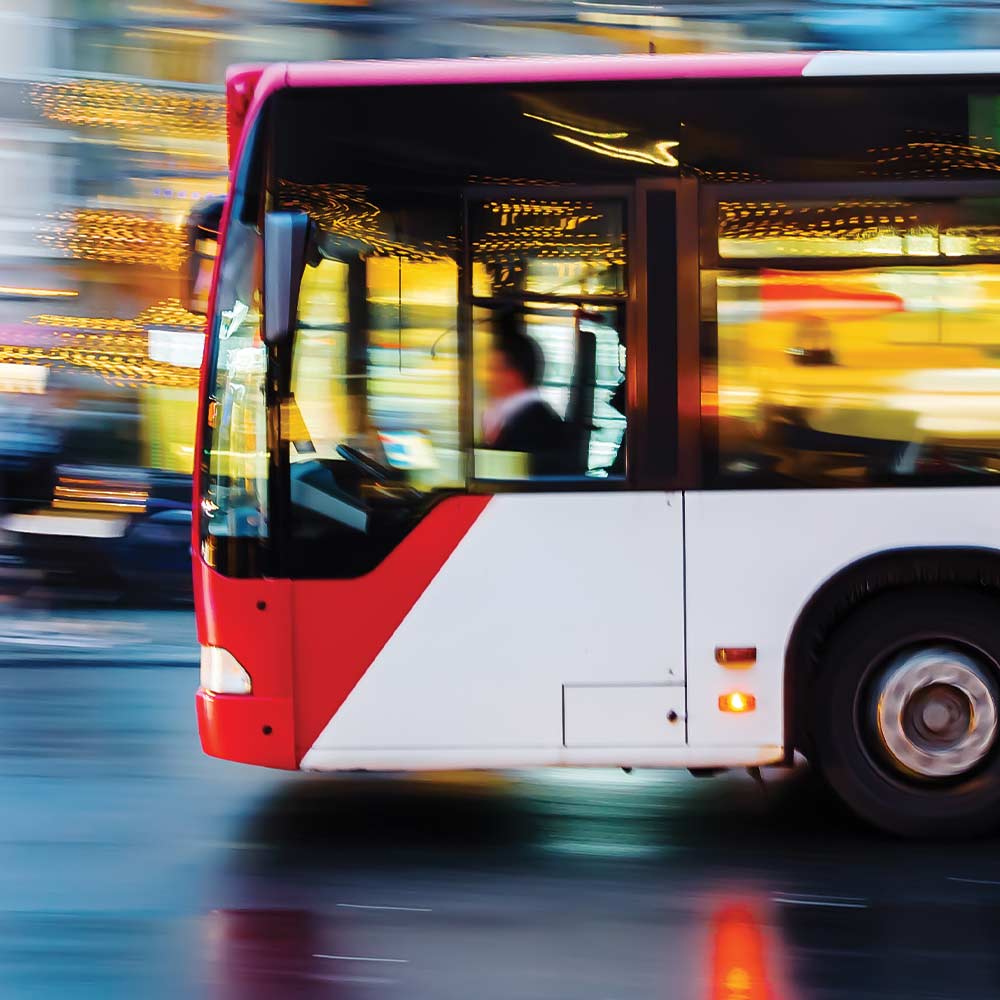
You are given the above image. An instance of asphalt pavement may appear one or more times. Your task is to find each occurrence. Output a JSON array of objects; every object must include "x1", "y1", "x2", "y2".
[{"x1": 2, "y1": 606, "x2": 1000, "y2": 999}]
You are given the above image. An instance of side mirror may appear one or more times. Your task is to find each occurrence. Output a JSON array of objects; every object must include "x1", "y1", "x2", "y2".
[
  {"x1": 183, "y1": 197, "x2": 225, "y2": 315},
  {"x1": 264, "y1": 211, "x2": 313, "y2": 345}
]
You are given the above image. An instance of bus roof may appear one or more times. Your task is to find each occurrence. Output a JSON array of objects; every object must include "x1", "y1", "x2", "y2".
[{"x1": 227, "y1": 49, "x2": 1000, "y2": 165}]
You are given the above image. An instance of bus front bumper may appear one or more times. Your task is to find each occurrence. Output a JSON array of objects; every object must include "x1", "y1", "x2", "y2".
[{"x1": 196, "y1": 687, "x2": 297, "y2": 769}]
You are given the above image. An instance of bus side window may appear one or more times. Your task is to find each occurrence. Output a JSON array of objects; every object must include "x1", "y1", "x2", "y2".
[
  {"x1": 469, "y1": 195, "x2": 628, "y2": 483},
  {"x1": 473, "y1": 304, "x2": 626, "y2": 481}
]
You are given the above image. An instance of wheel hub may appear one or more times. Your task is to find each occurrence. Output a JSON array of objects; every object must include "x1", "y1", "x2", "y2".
[{"x1": 875, "y1": 647, "x2": 998, "y2": 779}]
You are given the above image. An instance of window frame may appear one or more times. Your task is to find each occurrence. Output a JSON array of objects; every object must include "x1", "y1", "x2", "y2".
[{"x1": 637, "y1": 178, "x2": 701, "y2": 492}]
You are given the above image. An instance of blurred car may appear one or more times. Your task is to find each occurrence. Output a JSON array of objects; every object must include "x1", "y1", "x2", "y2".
[
  {"x1": 0, "y1": 369, "x2": 193, "y2": 603},
  {"x1": 0, "y1": 464, "x2": 192, "y2": 602}
]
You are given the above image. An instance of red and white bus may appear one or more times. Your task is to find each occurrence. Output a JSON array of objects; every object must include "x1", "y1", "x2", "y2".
[{"x1": 193, "y1": 50, "x2": 1000, "y2": 837}]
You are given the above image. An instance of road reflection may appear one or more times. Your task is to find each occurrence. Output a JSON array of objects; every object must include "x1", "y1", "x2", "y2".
[
  {"x1": 200, "y1": 766, "x2": 1000, "y2": 1000},
  {"x1": 234, "y1": 765, "x2": 862, "y2": 872},
  {"x1": 205, "y1": 899, "x2": 798, "y2": 1000},
  {"x1": 206, "y1": 909, "x2": 346, "y2": 1000},
  {"x1": 708, "y1": 902, "x2": 789, "y2": 1000}
]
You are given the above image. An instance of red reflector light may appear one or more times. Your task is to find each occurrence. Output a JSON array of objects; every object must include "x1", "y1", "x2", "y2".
[
  {"x1": 715, "y1": 647, "x2": 757, "y2": 668},
  {"x1": 719, "y1": 692, "x2": 756, "y2": 713}
]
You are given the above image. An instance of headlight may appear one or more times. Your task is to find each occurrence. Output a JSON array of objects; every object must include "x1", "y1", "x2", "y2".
[{"x1": 200, "y1": 646, "x2": 252, "y2": 695}]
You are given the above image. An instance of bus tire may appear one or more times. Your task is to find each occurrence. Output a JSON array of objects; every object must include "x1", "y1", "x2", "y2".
[{"x1": 811, "y1": 587, "x2": 1000, "y2": 838}]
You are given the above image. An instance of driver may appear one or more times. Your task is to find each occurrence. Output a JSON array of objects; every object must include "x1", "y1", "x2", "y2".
[{"x1": 482, "y1": 313, "x2": 573, "y2": 476}]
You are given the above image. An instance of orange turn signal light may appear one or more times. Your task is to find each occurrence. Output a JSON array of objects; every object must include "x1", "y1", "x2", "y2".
[
  {"x1": 719, "y1": 691, "x2": 756, "y2": 713},
  {"x1": 715, "y1": 647, "x2": 757, "y2": 668}
]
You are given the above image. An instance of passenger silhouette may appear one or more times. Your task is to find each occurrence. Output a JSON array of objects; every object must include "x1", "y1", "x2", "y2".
[{"x1": 481, "y1": 312, "x2": 573, "y2": 476}]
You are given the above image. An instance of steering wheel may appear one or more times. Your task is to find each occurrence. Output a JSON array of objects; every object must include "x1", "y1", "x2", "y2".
[{"x1": 336, "y1": 443, "x2": 398, "y2": 483}]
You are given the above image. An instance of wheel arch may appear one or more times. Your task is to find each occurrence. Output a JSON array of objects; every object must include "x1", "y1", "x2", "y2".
[{"x1": 784, "y1": 545, "x2": 1000, "y2": 760}]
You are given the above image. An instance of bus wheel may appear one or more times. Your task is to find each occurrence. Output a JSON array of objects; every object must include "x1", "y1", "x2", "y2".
[{"x1": 812, "y1": 588, "x2": 1000, "y2": 838}]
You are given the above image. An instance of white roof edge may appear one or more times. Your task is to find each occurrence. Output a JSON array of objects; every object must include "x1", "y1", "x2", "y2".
[{"x1": 805, "y1": 50, "x2": 1000, "y2": 77}]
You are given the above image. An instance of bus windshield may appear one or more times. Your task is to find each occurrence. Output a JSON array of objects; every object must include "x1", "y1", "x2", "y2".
[{"x1": 200, "y1": 87, "x2": 642, "y2": 577}]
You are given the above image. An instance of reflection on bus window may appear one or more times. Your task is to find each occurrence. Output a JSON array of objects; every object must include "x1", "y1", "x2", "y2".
[
  {"x1": 201, "y1": 216, "x2": 267, "y2": 554},
  {"x1": 470, "y1": 196, "x2": 627, "y2": 481},
  {"x1": 366, "y1": 256, "x2": 462, "y2": 489},
  {"x1": 712, "y1": 265, "x2": 1000, "y2": 486},
  {"x1": 289, "y1": 257, "x2": 352, "y2": 462},
  {"x1": 471, "y1": 197, "x2": 626, "y2": 298},
  {"x1": 719, "y1": 197, "x2": 1000, "y2": 259},
  {"x1": 288, "y1": 252, "x2": 462, "y2": 491},
  {"x1": 278, "y1": 185, "x2": 462, "y2": 577}
]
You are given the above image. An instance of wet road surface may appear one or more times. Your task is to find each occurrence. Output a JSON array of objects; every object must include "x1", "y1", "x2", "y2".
[{"x1": 2, "y1": 609, "x2": 1000, "y2": 999}]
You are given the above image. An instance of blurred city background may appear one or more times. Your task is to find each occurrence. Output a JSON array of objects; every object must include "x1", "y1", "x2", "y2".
[
  {"x1": 6, "y1": 6, "x2": 1000, "y2": 998},
  {"x1": 3, "y1": 0, "x2": 1000, "y2": 604}
]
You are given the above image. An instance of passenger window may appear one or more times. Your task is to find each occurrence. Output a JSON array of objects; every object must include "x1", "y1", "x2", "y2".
[
  {"x1": 472, "y1": 303, "x2": 626, "y2": 479},
  {"x1": 709, "y1": 194, "x2": 1000, "y2": 487},
  {"x1": 711, "y1": 264, "x2": 1000, "y2": 486},
  {"x1": 470, "y1": 196, "x2": 628, "y2": 481}
]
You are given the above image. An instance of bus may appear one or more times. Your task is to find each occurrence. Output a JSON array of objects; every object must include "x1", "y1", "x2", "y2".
[{"x1": 193, "y1": 51, "x2": 1000, "y2": 837}]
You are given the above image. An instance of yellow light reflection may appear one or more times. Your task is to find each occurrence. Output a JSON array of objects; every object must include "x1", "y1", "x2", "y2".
[
  {"x1": 549, "y1": 129, "x2": 679, "y2": 167},
  {"x1": 523, "y1": 112, "x2": 628, "y2": 139},
  {"x1": 0, "y1": 286, "x2": 77, "y2": 299},
  {"x1": 279, "y1": 181, "x2": 455, "y2": 262},
  {"x1": 127, "y1": 3, "x2": 221, "y2": 18},
  {"x1": 523, "y1": 111, "x2": 679, "y2": 167},
  {"x1": 720, "y1": 199, "x2": 1000, "y2": 259},
  {"x1": 53, "y1": 477, "x2": 148, "y2": 514}
]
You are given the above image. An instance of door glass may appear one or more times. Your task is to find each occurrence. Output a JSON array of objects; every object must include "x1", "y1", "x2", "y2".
[{"x1": 470, "y1": 196, "x2": 628, "y2": 481}]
